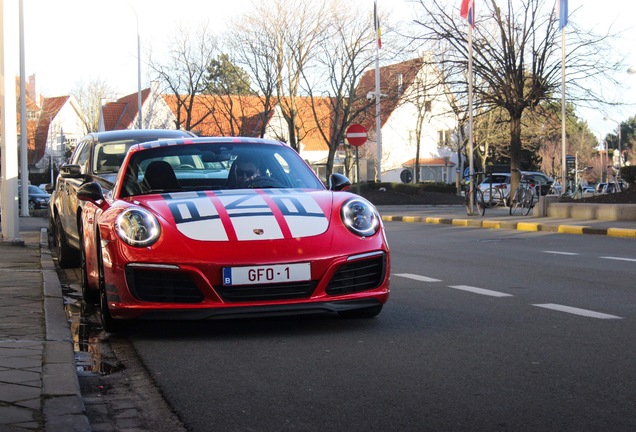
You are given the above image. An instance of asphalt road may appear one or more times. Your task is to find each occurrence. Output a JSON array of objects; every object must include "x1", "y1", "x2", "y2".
[{"x1": 119, "y1": 223, "x2": 636, "y2": 432}]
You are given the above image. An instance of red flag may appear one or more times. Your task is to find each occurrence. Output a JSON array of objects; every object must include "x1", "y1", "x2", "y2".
[{"x1": 460, "y1": 0, "x2": 475, "y2": 28}]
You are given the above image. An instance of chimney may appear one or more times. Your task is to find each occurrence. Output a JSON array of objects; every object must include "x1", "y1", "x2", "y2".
[{"x1": 28, "y1": 74, "x2": 36, "y2": 103}]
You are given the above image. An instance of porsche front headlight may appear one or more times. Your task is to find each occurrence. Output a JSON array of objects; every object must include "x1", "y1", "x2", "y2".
[
  {"x1": 115, "y1": 208, "x2": 161, "y2": 247},
  {"x1": 341, "y1": 198, "x2": 380, "y2": 237}
]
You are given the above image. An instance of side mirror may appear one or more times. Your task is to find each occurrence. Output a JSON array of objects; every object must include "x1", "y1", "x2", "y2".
[
  {"x1": 328, "y1": 173, "x2": 352, "y2": 191},
  {"x1": 77, "y1": 182, "x2": 108, "y2": 209},
  {"x1": 60, "y1": 164, "x2": 83, "y2": 178}
]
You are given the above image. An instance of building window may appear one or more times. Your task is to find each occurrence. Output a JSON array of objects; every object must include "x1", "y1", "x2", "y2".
[{"x1": 437, "y1": 129, "x2": 452, "y2": 147}]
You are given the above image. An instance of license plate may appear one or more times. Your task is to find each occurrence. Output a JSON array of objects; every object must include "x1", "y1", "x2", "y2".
[{"x1": 222, "y1": 263, "x2": 311, "y2": 286}]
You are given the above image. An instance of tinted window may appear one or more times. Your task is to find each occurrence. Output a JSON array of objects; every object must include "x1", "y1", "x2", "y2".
[
  {"x1": 73, "y1": 141, "x2": 92, "y2": 173},
  {"x1": 481, "y1": 175, "x2": 509, "y2": 184},
  {"x1": 120, "y1": 142, "x2": 324, "y2": 198}
]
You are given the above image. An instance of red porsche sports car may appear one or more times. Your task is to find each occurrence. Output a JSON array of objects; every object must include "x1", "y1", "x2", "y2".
[{"x1": 78, "y1": 137, "x2": 390, "y2": 332}]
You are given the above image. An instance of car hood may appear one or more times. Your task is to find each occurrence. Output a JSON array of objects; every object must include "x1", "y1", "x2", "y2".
[{"x1": 134, "y1": 189, "x2": 337, "y2": 242}]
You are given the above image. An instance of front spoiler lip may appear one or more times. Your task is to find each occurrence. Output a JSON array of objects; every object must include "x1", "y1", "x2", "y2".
[{"x1": 124, "y1": 299, "x2": 384, "y2": 321}]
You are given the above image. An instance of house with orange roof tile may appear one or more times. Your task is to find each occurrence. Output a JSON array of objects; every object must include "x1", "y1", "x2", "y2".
[
  {"x1": 30, "y1": 95, "x2": 85, "y2": 181},
  {"x1": 98, "y1": 57, "x2": 458, "y2": 183},
  {"x1": 354, "y1": 57, "x2": 458, "y2": 183},
  {"x1": 11, "y1": 75, "x2": 85, "y2": 185}
]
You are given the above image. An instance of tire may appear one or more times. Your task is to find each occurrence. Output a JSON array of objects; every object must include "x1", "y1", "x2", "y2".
[
  {"x1": 338, "y1": 305, "x2": 383, "y2": 319},
  {"x1": 79, "y1": 225, "x2": 99, "y2": 305},
  {"x1": 521, "y1": 189, "x2": 534, "y2": 216},
  {"x1": 496, "y1": 188, "x2": 508, "y2": 207},
  {"x1": 475, "y1": 189, "x2": 485, "y2": 216},
  {"x1": 28, "y1": 201, "x2": 36, "y2": 212},
  {"x1": 54, "y1": 215, "x2": 80, "y2": 268},
  {"x1": 464, "y1": 188, "x2": 471, "y2": 215},
  {"x1": 509, "y1": 188, "x2": 521, "y2": 215},
  {"x1": 96, "y1": 235, "x2": 127, "y2": 333}
]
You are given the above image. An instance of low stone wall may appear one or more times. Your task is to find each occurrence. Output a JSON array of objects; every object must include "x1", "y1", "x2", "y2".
[{"x1": 547, "y1": 201, "x2": 636, "y2": 221}]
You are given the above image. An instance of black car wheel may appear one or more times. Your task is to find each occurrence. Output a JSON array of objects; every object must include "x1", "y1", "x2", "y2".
[
  {"x1": 79, "y1": 225, "x2": 99, "y2": 304},
  {"x1": 96, "y1": 233, "x2": 127, "y2": 333},
  {"x1": 54, "y1": 215, "x2": 80, "y2": 268}
]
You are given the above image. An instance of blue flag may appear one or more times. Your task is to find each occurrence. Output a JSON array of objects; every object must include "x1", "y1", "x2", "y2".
[{"x1": 557, "y1": 0, "x2": 568, "y2": 29}]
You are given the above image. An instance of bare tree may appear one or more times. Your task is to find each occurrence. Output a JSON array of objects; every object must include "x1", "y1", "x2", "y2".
[
  {"x1": 149, "y1": 22, "x2": 218, "y2": 132},
  {"x1": 227, "y1": 13, "x2": 280, "y2": 138},
  {"x1": 300, "y1": 0, "x2": 377, "y2": 178},
  {"x1": 409, "y1": 0, "x2": 625, "y2": 191},
  {"x1": 231, "y1": 0, "x2": 329, "y2": 151},
  {"x1": 72, "y1": 79, "x2": 116, "y2": 134}
]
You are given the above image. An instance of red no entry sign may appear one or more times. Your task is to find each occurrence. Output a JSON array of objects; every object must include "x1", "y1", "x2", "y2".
[{"x1": 345, "y1": 124, "x2": 367, "y2": 147}]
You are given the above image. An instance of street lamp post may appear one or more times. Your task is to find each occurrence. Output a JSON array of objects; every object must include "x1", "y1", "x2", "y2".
[
  {"x1": 591, "y1": 130, "x2": 605, "y2": 183},
  {"x1": 127, "y1": 2, "x2": 142, "y2": 129}
]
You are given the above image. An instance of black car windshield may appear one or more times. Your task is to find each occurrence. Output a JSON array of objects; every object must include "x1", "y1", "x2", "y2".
[
  {"x1": 119, "y1": 142, "x2": 325, "y2": 197},
  {"x1": 93, "y1": 140, "x2": 139, "y2": 174},
  {"x1": 481, "y1": 175, "x2": 509, "y2": 184}
]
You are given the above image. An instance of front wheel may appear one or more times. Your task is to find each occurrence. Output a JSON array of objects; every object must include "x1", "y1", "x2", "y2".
[
  {"x1": 54, "y1": 215, "x2": 80, "y2": 268},
  {"x1": 96, "y1": 233, "x2": 128, "y2": 333},
  {"x1": 475, "y1": 189, "x2": 485, "y2": 216},
  {"x1": 521, "y1": 189, "x2": 534, "y2": 216},
  {"x1": 464, "y1": 188, "x2": 471, "y2": 215},
  {"x1": 509, "y1": 188, "x2": 522, "y2": 215},
  {"x1": 79, "y1": 226, "x2": 99, "y2": 305}
]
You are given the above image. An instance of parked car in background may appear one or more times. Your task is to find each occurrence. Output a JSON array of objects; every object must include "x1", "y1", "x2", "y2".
[
  {"x1": 20, "y1": 185, "x2": 51, "y2": 211},
  {"x1": 596, "y1": 183, "x2": 607, "y2": 194},
  {"x1": 49, "y1": 129, "x2": 195, "y2": 269},
  {"x1": 522, "y1": 171, "x2": 561, "y2": 196},
  {"x1": 478, "y1": 171, "x2": 560, "y2": 199},
  {"x1": 77, "y1": 137, "x2": 390, "y2": 332},
  {"x1": 479, "y1": 173, "x2": 512, "y2": 204},
  {"x1": 602, "y1": 182, "x2": 626, "y2": 194},
  {"x1": 582, "y1": 186, "x2": 596, "y2": 197}
]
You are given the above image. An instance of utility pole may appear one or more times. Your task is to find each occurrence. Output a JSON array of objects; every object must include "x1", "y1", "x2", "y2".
[{"x1": 1, "y1": 0, "x2": 24, "y2": 244}]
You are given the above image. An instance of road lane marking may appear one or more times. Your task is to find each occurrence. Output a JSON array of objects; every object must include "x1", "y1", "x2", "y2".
[
  {"x1": 542, "y1": 250, "x2": 579, "y2": 256},
  {"x1": 448, "y1": 285, "x2": 513, "y2": 297},
  {"x1": 600, "y1": 256, "x2": 636, "y2": 263},
  {"x1": 395, "y1": 273, "x2": 441, "y2": 283},
  {"x1": 533, "y1": 303, "x2": 622, "y2": 319}
]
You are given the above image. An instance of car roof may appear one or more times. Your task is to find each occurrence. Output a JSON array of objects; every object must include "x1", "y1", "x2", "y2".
[
  {"x1": 84, "y1": 129, "x2": 195, "y2": 143},
  {"x1": 130, "y1": 136, "x2": 291, "y2": 153}
]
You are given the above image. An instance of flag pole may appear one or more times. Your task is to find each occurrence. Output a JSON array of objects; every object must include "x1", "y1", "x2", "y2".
[
  {"x1": 460, "y1": 0, "x2": 475, "y2": 214},
  {"x1": 374, "y1": 0, "x2": 382, "y2": 182},
  {"x1": 468, "y1": 22, "x2": 474, "y2": 214},
  {"x1": 560, "y1": 27, "x2": 567, "y2": 192},
  {"x1": 558, "y1": 0, "x2": 568, "y2": 193}
]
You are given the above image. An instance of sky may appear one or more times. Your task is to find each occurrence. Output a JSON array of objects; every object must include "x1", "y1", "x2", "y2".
[{"x1": 19, "y1": 0, "x2": 636, "y2": 138}]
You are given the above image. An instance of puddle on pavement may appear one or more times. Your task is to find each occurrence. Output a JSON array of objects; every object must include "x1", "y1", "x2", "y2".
[{"x1": 62, "y1": 282, "x2": 124, "y2": 375}]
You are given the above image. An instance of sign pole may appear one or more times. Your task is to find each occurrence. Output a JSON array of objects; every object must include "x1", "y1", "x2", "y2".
[
  {"x1": 346, "y1": 124, "x2": 368, "y2": 183},
  {"x1": 355, "y1": 146, "x2": 359, "y2": 183}
]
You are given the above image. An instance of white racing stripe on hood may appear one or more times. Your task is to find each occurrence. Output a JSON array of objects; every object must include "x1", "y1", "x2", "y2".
[
  {"x1": 274, "y1": 194, "x2": 328, "y2": 237},
  {"x1": 164, "y1": 190, "x2": 329, "y2": 241},
  {"x1": 169, "y1": 193, "x2": 228, "y2": 241}
]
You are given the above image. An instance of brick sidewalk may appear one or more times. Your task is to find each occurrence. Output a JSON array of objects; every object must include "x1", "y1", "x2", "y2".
[{"x1": 0, "y1": 216, "x2": 90, "y2": 432}]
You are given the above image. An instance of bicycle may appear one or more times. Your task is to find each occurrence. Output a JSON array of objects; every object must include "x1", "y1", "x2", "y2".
[
  {"x1": 563, "y1": 166, "x2": 592, "y2": 199},
  {"x1": 462, "y1": 171, "x2": 485, "y2": 216},
  {"x1": 509, "y1": 170, "x2": 538, "y2": 216},
  {"x1": 484, "y1": 182, "x2": 509, "y2": 207}
]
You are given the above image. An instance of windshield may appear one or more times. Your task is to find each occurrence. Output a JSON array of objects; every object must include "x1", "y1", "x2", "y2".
[
  {"x1": 481, "y1": 175, "x2": 509, "y2": 185},
  {"x1": 119, "y1": 142, "x2": 325, "y2": 198},
  {"x1": 93, "y1": 140, "x2": 139, "y2": 174}
]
